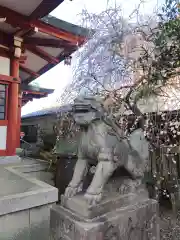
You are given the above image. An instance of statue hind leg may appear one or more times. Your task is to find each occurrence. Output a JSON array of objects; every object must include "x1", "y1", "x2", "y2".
[
  {"x1": 123, "y1": 128, "x2": 149, "y2": 195},
  {"x1": 64, "y1": 158, "x2": 88, "y2": 198},
  {"x1": 123, "y1": 154, "x2": 149, "y2": 196}
]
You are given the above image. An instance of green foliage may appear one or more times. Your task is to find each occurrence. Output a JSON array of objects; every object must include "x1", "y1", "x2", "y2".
[
  {"x1": 154, "y1": 0, "x2": 180, "y2": 78},
  {"x1": 42, "y1": 133, "x2": 56, "y2": 151},
  {"x1": 134, "y1": 0, "x2": 180, "y2": 102}
]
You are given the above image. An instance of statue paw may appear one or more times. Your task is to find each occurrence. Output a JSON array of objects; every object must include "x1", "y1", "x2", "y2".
[
  {"x1": 84, "y1": 191, "x2": 102, "y2": 206},
  {"x1": 64, "y1": 183, "x2": 82, "y2": 198}
]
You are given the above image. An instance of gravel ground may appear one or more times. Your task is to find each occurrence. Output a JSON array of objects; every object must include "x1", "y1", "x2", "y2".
[{"x1": 160, "y1": 209, "x2": 180, "y2": 240}]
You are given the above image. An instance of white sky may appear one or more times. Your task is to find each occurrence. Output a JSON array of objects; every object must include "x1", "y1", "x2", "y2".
[{"x1": 21, "y1": 0, "x2": 164, "y2": 116}]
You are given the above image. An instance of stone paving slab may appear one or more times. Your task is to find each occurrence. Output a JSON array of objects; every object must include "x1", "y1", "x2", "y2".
[{"x1": 0, "y1": 168, "x2": 39, "y2": 197}]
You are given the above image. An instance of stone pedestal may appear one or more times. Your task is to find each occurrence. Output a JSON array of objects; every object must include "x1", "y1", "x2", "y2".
[{"x1": 50, "y1": 193, "x2": 160, "y2": 240}]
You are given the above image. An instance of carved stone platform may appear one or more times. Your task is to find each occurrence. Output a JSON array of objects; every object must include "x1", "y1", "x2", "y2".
[{"x1": 50, "y1": 193, "x2": 160, "y2": 240}]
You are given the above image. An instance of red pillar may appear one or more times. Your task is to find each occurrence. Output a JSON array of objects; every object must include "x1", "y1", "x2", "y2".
[
  {"x1": 7, "y1": 58, "x2": 19, "y2": 155},
  {"x1": 16, "y1": 92, "x2": 22, "y2": 148}
]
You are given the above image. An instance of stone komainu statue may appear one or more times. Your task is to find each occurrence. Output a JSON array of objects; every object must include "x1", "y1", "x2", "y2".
[{"x1": 64, "y1": 95, "x2": 149, "y2": 206}]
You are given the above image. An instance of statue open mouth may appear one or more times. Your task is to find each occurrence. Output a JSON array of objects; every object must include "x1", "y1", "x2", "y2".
[{"x1": 72, "y1": 104, "x2": 92, "y2": 113}]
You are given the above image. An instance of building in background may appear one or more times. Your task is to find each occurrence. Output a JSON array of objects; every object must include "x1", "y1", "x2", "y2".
[
  {"x1": 0, "y1": 0, "x2": 88, "y2": 159},
  {"x1": 21, "y1": 105, "x2": 69, "y2": 141}
]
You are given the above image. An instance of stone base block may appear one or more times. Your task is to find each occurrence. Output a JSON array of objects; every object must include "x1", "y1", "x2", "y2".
[
  {"x1": 50, "y1": 198, "x2": 160, "y2": 240},
  {"x1": 61, "y1": 190, "x2": 149, "y2": 219}
]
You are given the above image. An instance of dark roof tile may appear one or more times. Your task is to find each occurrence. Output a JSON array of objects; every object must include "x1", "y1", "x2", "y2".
[{"x1": 21, "y1": 104, "x2": 72, "y2": 119}]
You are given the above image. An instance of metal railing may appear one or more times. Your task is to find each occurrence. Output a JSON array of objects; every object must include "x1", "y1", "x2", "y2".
[{"x1": 20, "y1": 138, "x2": 33, "y2": 156}]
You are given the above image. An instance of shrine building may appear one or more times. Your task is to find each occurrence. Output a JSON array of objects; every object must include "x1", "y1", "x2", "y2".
[{"x1": 0, "y1": 0, "x2": 87, "y2": 158}]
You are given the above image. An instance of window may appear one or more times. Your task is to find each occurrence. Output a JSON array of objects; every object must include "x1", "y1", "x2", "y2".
[
  {"x1": 21, "y1": 125, "x2": 37, "y2": 143},
  {"x1": 0, "y1": 84, "x2": 6, "y2": 120}
]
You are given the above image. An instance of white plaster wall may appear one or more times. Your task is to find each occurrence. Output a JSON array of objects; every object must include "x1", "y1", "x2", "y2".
[
  {"x1": 0, "y1": 126, "x2": 7, "y2": 150},
  {"x1": 0, "y1": 57, "x2": 10, "y2": 76}
]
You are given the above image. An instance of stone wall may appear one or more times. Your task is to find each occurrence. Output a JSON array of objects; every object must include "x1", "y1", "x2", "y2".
[
  {"x1": 0, "y1": 165, "x2": 58, "y2": 240},
  {"x1": 0, "y1": 203, "x2": 53, "y2": 240}
]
